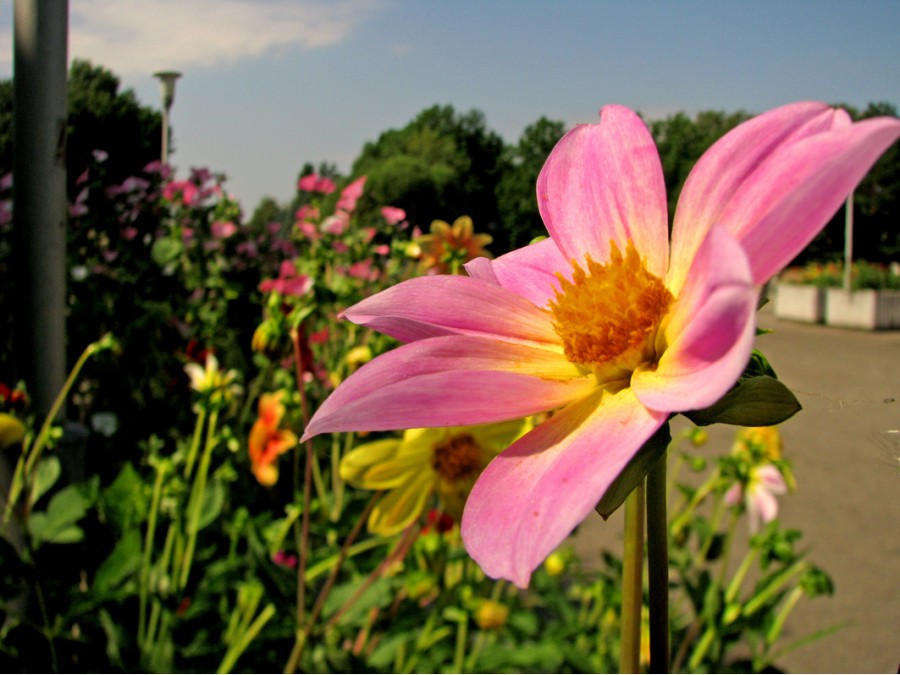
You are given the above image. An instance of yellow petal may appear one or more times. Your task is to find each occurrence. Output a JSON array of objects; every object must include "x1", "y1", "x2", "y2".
[{"x1": 368, "y1": 471, "x2": 435, "y2": 536}]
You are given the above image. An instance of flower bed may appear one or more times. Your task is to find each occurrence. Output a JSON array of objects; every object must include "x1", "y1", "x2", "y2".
[{"x1": 776, "y1": 261, "x2": 900, "y2": 328}]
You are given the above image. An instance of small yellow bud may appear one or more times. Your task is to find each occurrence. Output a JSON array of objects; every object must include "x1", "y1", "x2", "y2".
[
  {"x1": 344, "y1": 345, "x2": 373, "y2": 367},
  {"x1": 544, "y1": 551, "x2": 566, "y2": 576},
  {"x1": 474, "y1": 599, "x2": 509, "y2": 630},
  {"x1": 689, "y1": 428, "x2": 709, "y2": 447}
]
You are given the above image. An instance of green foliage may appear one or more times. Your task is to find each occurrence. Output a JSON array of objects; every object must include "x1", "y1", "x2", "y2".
[
  {"x1": 650, "y1": 109, "x2": 752, "y2": 222},
  {"x1": 351, "y1": 104, "x2": 504, "y2": 232},
  {"x1": 495, "y1": 116, "x2": 566, "y2": 251}
]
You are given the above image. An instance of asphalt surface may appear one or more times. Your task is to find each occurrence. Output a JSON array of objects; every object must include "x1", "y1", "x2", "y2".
[{"x1": 571, "y1": 305, "x2": 900, "y2": 673}]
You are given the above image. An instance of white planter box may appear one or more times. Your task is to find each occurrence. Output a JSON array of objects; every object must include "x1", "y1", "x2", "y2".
[
  {"x1": 825, "y1": 289, "x2": 900, "y2": 329},
  {"x1": 774, "y1": 283, "x2": 825, "y2": 323}
]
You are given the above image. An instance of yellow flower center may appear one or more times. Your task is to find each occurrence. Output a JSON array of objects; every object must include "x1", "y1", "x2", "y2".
[
  {"x1": 431, "y1": 433, "x2": 484, "y2": 483},
  {"x1": 550, "y1": 243, "x2": 673, "y2": 378}
]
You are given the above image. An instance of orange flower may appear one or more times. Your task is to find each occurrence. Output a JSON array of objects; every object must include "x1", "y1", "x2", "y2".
[
  {"x1": 248, "y1": 392, "x2": 297, "y2": 486},
  {"x1": 415, "y1": 215, "x2": 492, "y2": 274}
]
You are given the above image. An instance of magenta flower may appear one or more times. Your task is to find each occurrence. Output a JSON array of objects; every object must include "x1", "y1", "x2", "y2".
[
  {"x1": 381, "y1": 205, "x2": 407, "y2": 226},
  {"x1": 303, "y1": 103, "x2": 900, "y2": 587},
  {"x1": 336, "y1": 176, "x2": 367, "y2": 213},
  {"x1": 163, "y1": 179, "x2": 199, "y2": 206},
  {"x1": 297, "y1": 173, "x2": 336, "y2": 194},
  {"x1": 259, "y1": 260, "x2": 313, "y2": 298},
  {"x1": 211, "y1": 220, "x2": 238, "y2": 239}
]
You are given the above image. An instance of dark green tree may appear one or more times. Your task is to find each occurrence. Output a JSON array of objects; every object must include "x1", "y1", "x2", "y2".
[
  {"x1": 495, "y1": 116, "x2": 566, "y2": 251},
  {"x1": 649, "y1": 109, "x2": 751, "y2": 222},
  {"x1": 350, "y1": 105, "x2": 505, "y2": 234}
]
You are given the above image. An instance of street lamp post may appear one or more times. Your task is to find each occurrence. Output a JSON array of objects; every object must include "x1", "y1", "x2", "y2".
[{"x1": 153, "y1": 70, "x2": 181, "y2": 164}]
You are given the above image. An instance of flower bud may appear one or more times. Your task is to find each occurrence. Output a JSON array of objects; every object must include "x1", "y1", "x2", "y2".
[{"x1": 474, "y1": 599, "x2": 509, "y2": 630}]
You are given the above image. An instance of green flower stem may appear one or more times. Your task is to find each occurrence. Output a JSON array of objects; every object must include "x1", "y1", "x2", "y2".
[
  {"x1": 646, "y1": 455, "x2": 670, "y2": 673},
  {"x1": 724, "y1": 548, "x2": 758, "y2": 606},
  {"x1": 138, "y1": 459, "x2": 169, "y2": 648},
  {"x1": 182, "y1": 407, "x2": 207, "y2": 480},
  {"x1": 217, "y1": 602, "x2": 276, "y2": 674},
  {"x1": 283, "y1": 491, "x2": 383, "y2": 673},
  {"x1": 179, "y1": 407, "x2": 219, "y2": 591},
  {"x1": 324, "y1": 523, "x2": 421, "y2": 631},
  {"x1": 716, "y1": 510, "x2": 740, "y2": 586},
  {"x1": 3, "y1": 337, "x2": 111, "y2": 525},
  {"x1": 453, "y1": 611, "x2": 469, "y2": 673},
  {"x1": 765, "y1": 584, "x2": 804, "y2": 646},
  {"x1": 620, "y1": 483, "x2": 645, "y2": 674}
]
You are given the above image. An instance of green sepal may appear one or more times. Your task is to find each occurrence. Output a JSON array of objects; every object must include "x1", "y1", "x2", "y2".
[
  {"x1": 683, "y1": 375, "x2": 801, "y2": 427},
  {"x1": 595, "y1": 421, "x2": 671, "y2": 520}
]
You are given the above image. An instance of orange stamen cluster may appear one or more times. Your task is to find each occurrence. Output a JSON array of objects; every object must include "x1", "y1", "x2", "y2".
[
  {"x1": 550, "y1": 243, "x2": 673, "y2": 371},
  {"x1": 432, "y1": 433, "x2": 484, "y2": 483}
]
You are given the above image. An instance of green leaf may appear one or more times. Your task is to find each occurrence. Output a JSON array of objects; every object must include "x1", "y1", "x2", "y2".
[
  {"x1": 595, "y1": 421, "x2": 671, "y2": 519},
  {"x1": 197, "y1": 478, "x2": 225, "y2": 531},
  {"x1": 151, "y1": 237, "x2": 183, "y2": 266},
  {"x1": 100, "y1": 462, "x2": 148, "y2": 532},
  {"x1": 93, "y1": 530, "x2": 141, "y2": 591},
  {"x1": 27, "y1": 482, "x2": 96, "y2": 547},
  {"x1": 29, "y1": 456, "x2": 61, "y2": 506},
  {"x1": 683, "y1": 376, "x2": 801, "y2": 427}
]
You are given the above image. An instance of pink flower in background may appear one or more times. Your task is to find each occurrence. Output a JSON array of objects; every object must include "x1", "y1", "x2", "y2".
[
  {"x1": 92, "y1": 149, "x2": 109, "y2": 163},
  {"x1": 337, "y1": 176, "x2": 366, "y2": 213},
  {"x1": 348, "y1": 259, "x2": 379, "y2": 281},
  {"x1": 296, "y1": 220, "x2": 320, "y2": 241},
  {"x1": 322, "y1": 213, "x2": 349, "y2": 236},
  {"x1": 122, "y1": 226, "x2": 138, "y2": 240},
  {"x1": 362, "y1": 227, "x2": 377, "y2": 244},
  {"x1": 259, "y1": 260, "x2": 313, "y2": 298},
  {"x1": 302, "y1": 102, "x2": 900, "y2": 587},
  {"x1": 295, "y1": 204, "x2": 319, "y2": 222},
  {"x1": 0, "y1": 173, "x2": 12, "y2": 191},
  {"x1": 725, "y1": 464, "x2": 788, "y2": 533},
  {"x1": 163, "y1": 179, "x2": 199, "y2": 206},
  {"x1": 374, "y1": 244, "x2": 390, "y2": 255},
  {"x1": 298, "y1": 173, "x2": 336, "y2": 194},
  {"x1": 332, "y1": 241, "x2": 349, "y2": 254},
  {"x1": 236, "y1": 240, "x2": 259, "y2": 259},
  {"x1": 381, "y1": 206, "x2": 407, "y2": 226},
  {"x1": 211, "y1": 220, "x2": 238, "y2": 239}
]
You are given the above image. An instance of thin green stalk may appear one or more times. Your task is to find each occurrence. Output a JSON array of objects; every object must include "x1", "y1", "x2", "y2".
[
  {"x1": 716, "y1": 509, "x2": 740, "y2": 586},
  {"x1": 182, "y1": 407, "x2": 207, "y2": 479},
  {"x1": 138, "y1": 459, "x2": 169, "y2": 648},
  {"x1": 620, "y1": 483, "x2": 645, "y2": 674},
  {"x1": 217, "y1": 603, "x2": 276, "y2": 674},
  {"x1": 179, "y1": 407, "x2": 219, "y2": 591},
  {"x1": 284, "y1": 491, "x2": 383, "y2": 673},
  {"x1": 646, "y1": 456, "x2": 669, "y2": 673},
  {"x1": 453, "y1": 612, "x2": 469, "y2": 673}
]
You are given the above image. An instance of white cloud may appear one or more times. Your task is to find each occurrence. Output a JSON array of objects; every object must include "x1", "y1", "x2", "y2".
[{"x1": 1, "y1": 0, "x2": 383, "y2": 76}]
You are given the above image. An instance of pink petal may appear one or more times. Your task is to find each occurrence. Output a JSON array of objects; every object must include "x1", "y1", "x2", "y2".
[
  {"x1": 461, "y1": 387, "x2": 667, "y2": 587},
  {"x1": 632, "y1": 225, "x2": 757, "y2": 412},
  {"x1": 302, "y1": 336, "x2": 594, "y2": 441},
  {"x1": 669, "y1": 102, "x2": 840, "y2": 293},
  {"x1": 537, "y1": 105, "x2": 668, "y2": 277},
  {"x1": 341, "y1": 275, "x2": 559, "y2": 345},
  {"x1": 750, "y1": 485, "x2": 779, "y2": 525},
  {"x1": 756, "y1": 464, "x2": 788, "y2": 494},
  {"x1": 464, "y1": 237, "x2": 570, "y2": 308},
  {"x1": 723, "y1": 116, "x2": 900, "y2": 284}
]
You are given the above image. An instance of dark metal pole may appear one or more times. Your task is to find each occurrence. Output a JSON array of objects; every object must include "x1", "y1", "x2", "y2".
[{"x1": 12, "y1": 0, "x2": 69, "y2": 419}]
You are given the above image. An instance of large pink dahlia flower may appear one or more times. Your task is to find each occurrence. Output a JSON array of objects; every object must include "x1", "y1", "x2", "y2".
[{"x1": 303, "y1": 102, "x2": 900, "y2": 587}]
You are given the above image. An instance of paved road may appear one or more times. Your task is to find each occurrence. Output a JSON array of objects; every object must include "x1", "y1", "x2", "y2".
[{"x1": 571, "y1": 306, "x2": 900, "y2": 673}]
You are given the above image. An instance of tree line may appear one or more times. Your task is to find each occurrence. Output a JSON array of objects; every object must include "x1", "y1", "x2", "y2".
[{"x1": 1, "y1": 60, "x2": 897, "y2": 261}]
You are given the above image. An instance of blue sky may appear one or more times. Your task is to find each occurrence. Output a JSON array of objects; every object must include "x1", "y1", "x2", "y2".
[{"x1": 2, "y1": 0, "x2": 899, "y2": 213}]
